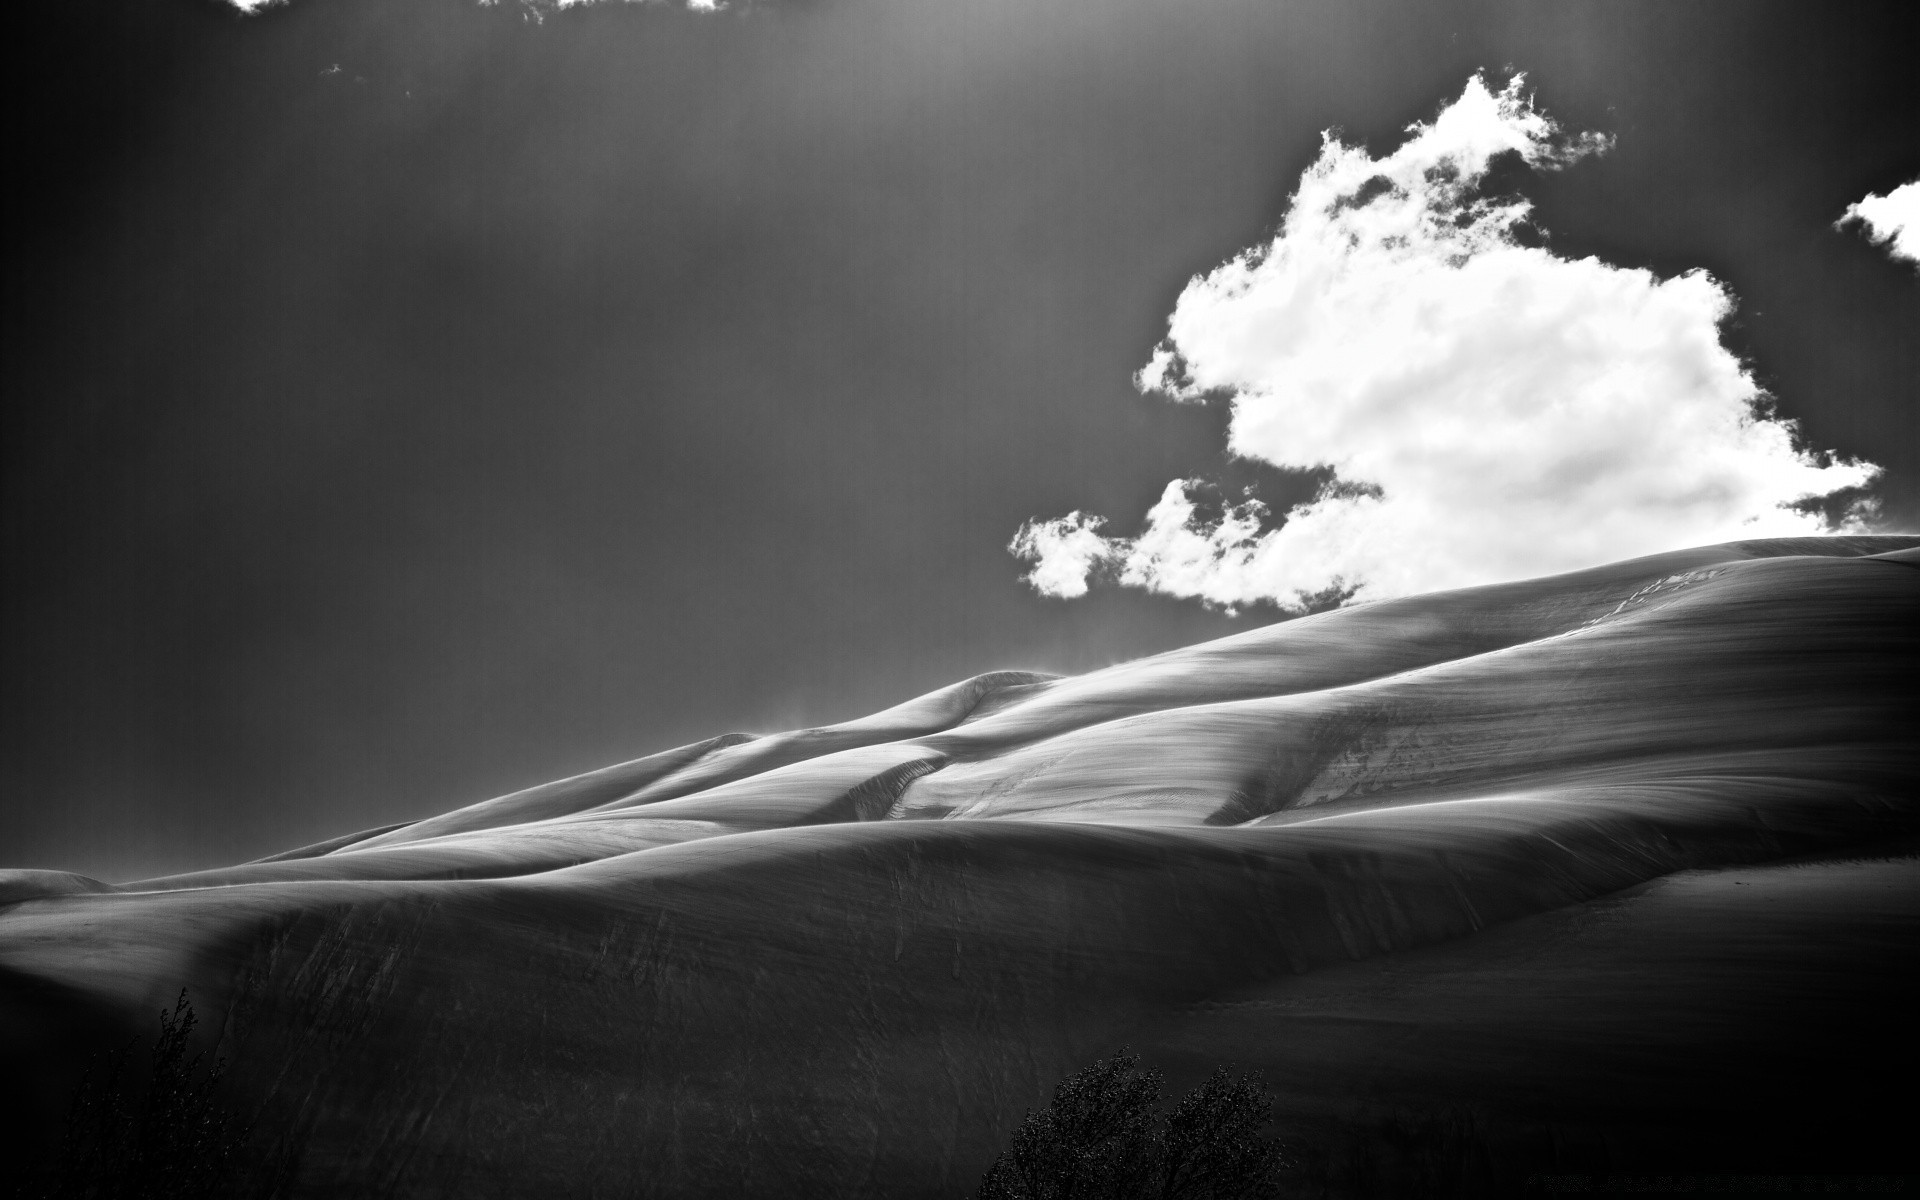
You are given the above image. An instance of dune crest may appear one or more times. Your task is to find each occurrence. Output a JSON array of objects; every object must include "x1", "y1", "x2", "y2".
[{"x1": 3, "y1": 536, "x2": 1916, "y2": 1196}]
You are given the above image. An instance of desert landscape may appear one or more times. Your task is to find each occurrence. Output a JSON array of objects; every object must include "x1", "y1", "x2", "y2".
[
  {"x1": 7, "y1": 6, "x2": 1918, "y2": 1192},
  {"x1": 6, "y1": 534, "x2": 1916, "y2": 1195}
]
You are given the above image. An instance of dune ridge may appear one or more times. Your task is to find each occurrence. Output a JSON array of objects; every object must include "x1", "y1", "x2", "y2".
[{"x1": 2, "y1": 536, "x2": 1915, "y2": 1196}]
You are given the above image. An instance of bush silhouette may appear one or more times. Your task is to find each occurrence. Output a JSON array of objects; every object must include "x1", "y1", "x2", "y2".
[
  {"x1": 978, "y1": 1051, "x2": 1293, "y2": 1200},
  {"x1": 44, "y1": 989, "x2": 249, "y2": 1200}
]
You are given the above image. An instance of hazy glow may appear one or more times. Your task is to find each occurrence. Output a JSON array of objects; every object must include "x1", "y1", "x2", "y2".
[
  {"x1": 1013, "y1": 74, "x2": 1880, "y2": 611},
  {"x1": 232, "y1": 0, "x2": 723, "y2": 12},
  {"x1": 1840, "y1": 179, "x2": 1920, "y2": 266}
]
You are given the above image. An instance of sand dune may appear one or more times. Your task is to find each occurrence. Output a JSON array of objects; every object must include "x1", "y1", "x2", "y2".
[{"x1": 2, "y1": 536, "x2": 1915, "y2": 1196}]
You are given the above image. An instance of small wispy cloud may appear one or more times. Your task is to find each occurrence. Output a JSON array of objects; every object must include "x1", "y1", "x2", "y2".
[
  {"x1": 1012, "y1": 73, "x2": 1880, "y2": 613},
  {"x1": 1839, "y1": 179, "x2": 1920, "y2": 267}
]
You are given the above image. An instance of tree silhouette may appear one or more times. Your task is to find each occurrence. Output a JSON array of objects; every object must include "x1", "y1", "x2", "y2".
[
  {"x1": 978, "y1": 1051, "x2": 1293, "y2": 1200},
  {"x1": 44, "y1": 990, "x2": 249, "y2": 1200},
  {"x1": 1155, "y1": 1068, "x2": 1292, "y2": 1199}
]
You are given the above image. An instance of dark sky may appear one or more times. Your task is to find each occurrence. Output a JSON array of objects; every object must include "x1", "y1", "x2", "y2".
[{"x1": 5, "y1": 0, "x2": 1915, "y2": 882}]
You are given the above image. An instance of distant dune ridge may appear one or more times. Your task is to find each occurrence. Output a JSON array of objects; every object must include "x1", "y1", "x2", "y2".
[{"x1": 3, "y1": 537, "x2": 1917, "y2": 1195}]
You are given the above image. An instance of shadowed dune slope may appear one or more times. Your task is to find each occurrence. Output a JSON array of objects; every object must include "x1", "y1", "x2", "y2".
[{"x1": 2, "y1": 536, "x2": 1916, "y2": 1197}]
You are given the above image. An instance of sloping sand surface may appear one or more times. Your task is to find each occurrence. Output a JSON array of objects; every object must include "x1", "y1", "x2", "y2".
[
  {"x1": 2, "y1": 536, "x2": 1915, "y2": 1196},
  {"x1": 1141, "y1": 849, "x2": 1920, "y2": 1189}
]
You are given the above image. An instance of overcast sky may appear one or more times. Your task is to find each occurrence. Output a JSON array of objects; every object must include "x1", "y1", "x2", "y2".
[{"x1": 5, "y1": 0, "x2": 1915, "y2": 881}]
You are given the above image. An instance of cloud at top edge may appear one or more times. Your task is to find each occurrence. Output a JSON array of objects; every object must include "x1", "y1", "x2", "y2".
[
  {"x1": 1010, "y1": 73, "x2": 1881, "y2": 613},
  {"x1": 1840, "y1": 179, "x2": 1920, "y2": 266}
]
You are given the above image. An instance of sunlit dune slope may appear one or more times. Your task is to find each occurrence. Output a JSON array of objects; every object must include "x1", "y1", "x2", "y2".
[{"x1": 2, "y1": 536, "x2": 1916, "y2": 1197}]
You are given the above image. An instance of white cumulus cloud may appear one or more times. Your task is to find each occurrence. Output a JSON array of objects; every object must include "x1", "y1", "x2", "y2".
[
  {"x1": 1839, "y1": 179, "x2": 1920, "y2": 267},
  {"x1": 1012, "y1": 73, "x2": 1880, "y2": 612},
  {"x1": 1007, "y1": 513, "x2": 1116, "y2": 600}
]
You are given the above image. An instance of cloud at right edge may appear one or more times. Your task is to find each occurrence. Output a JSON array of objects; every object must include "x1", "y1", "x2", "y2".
[
  {"x1": 1011, "y1": 73, "x2": 1883, "y2": 614},
  {"x1": 1839, "y1": 179, "x2": 1920, "y2": 267}
]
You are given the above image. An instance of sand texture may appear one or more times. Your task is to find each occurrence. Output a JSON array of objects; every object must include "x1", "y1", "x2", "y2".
[{"x1": 3, "y1": 536, "x2": 1916, "y2": 1195}]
